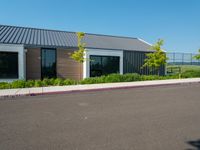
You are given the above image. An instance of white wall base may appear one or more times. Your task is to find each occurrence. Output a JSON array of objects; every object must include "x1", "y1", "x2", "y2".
[
  {"x1": 0, "y1": 44, "x2": 25, "y2": 82},
  {"x1": 83, "y1": 49, "x2": 123, "y2": 78}
]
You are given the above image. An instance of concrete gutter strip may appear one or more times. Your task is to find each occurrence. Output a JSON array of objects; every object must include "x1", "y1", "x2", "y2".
[{"x1": 0, "y1": 78, "x2": 200, "y2": 97}]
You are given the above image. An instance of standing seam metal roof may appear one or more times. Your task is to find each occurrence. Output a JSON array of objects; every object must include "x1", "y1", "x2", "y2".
[{"x1": 0, "y1": 25, "x2": 151, "y2": 51}]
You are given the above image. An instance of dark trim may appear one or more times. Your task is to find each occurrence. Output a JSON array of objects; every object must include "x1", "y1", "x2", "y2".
[
  {"x1": 40, "y1": 48, "x2": 42, "y2": 80},
  {"x1": 90, "y1": 55, "x2": 121, "y2": 58},
  {"x1": 25, "y1": 45, "x2": 77, "y2": 50},
  {"x1": 123, "y1": 50, "x2": 155, "y2": 53},
  {"x1": 24, "y1": 45, "x2": 154, "y2": 53}
]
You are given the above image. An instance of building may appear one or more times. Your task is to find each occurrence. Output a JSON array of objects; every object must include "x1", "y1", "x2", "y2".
[{"x1": 0, "y1": 25, "x2": 165, "y2": 82}]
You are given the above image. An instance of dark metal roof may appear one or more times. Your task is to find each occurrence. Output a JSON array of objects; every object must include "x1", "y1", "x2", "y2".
[{"x1": 0, "y1": 25, "x2": 151, "y2": 51}]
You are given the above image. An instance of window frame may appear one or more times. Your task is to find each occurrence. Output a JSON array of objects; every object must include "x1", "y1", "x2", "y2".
[
  {"x1": 41, "y1": 48, "x2": 57, "y2": 79},
  {"x1": 0, "y1": 52, "x2": 19, "y2": 79},
  {"x1": 90, "y1": 55, "x2": 120, "y2": 77}
]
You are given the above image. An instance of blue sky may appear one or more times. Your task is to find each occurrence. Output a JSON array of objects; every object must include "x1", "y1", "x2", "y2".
[{"x1": 0, "y1": 0, "x2": 200, "y2": 53}]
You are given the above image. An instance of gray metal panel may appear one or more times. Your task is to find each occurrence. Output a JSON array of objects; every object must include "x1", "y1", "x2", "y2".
[
  {"x1": 25, "y1": 28, "x2": 31, "y2": 44},
  {"x1": 54, "y1": 32, "x2": 61, "y2": 46},
  {"x1": 57, "y1": 32, "x2": 65, "y2": 46},
  {"x1": 33, "y1": 29, "x2": 37, "y2": 45},
  {"x1": 21, "y1": 28, "x2": 28, "y2": 43},
  {"x1": 37, "y1": 29, "x2": 41, "y2": 45},
  {"x1": 29, "y1": 29, "x2": 34, "y2": 44},
  {"x1": 43, "y1": 30, "x2": 48, "y2": 46},
  {"x1": 49, "y1": 31, "x2": 56, "y2": 46},
  {"x1": 40, "y1": 29, "x2": 45, "y2": 45},
  {"x1": 9, "y1": 27, "x2": 18, "y2": 43},
  {"x1": 17, "y1": 27, "x2": 24, "y2": 43},
  {"x1": 13, "y1": 27, "x2": 23, "y2": 44},
  {"x1": 0, "y1": 26, "x2": 9, "y2": 40},
  {"x1": 123, "y1": 50, "x2": 165, "y2": 75},
  {"x1": 0, "y1": 25, "x2": 151, "y2": 52},
  {"x1": 4, "y1": 27, "x2": 15, "y2": 43},
  {"x1": 47, "y1": 30, "x2": 51, "y2": 46},
  {"x1": 1, "y1": 26, "x2": 13, "y2": 42}
]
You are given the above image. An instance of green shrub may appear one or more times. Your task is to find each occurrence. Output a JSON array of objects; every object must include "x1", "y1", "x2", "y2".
[
  {"x1": 121, "y1": 73, "x2": 141, "y2": 82},
  {"x1": 80, "y1": 73, "x2": 141, "y2": 84},
  {"x1": 181, "y1": 70, "x2": 200, "y2": 78},
  {"x1": 34, "y1": 80, "x2": 43, "y2": 87},
  {"x1": 103, "y1": 74, "x2": 122, "y2": 83},
  {"x1": 0, "y1": 82, "x2": 11, "y2": 89},
  {"x1": 165, "y1": 74, "x2": 179, "y2": 79},
  {"x1": 63, "y1": 79, "x2": 77, "y2": 85},
  {"x1": 49, "y1": 78, "x2": 56, "y2": 85},
  {"x1": 80, "y1": 77, "x2": 100, "y2": 84},
  {"x1": 140, "y1": 75, "x2": 159, "y2": 81},
  {"x1": 25, "y1": 80, "x2": 35, "y2": 87},
  {"x1": 53, "y1": 78, "x2": 64, "y2": 86},
  {"x1": 0, "y1": 71, "x2": 199, "y2": 90},
  {"x1": 11, "y1": 80, "x2": 26, "y2": 88},
  {"x1": 42, "y1": 78, "x2": 53, "y2": 86}
]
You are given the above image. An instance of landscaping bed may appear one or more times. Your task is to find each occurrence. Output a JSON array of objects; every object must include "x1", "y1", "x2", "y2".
[{"x1": 0, "y1": 70, "x2": 200, "y2": 89}]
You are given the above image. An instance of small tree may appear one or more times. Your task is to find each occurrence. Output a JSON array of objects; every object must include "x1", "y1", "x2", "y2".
[
  {"x1": 70, "y1": 32, "x2": 87, "y2": 79},
  {"x1": 193, "y1": 49, "x2": 200, "y2": 60},
  {"x1": 142, "y1": 39, "x2": 168, "y2": 76},
  {"x1": 70, "y1": 32, "x2": 86, "y2": 63}
]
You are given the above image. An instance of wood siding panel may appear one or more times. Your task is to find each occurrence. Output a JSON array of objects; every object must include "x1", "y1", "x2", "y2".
[
  {"x1": 57, "y1": 49, "x2": 83, "y2": 80},
  {"x1": 26, "y1": 48, "x2": 41, "y2": 80}
]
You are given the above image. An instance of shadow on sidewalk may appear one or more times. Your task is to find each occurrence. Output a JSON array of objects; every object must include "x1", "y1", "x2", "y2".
[{"x1": 186, "y1": 139, "x2": 200, "y2": 150}]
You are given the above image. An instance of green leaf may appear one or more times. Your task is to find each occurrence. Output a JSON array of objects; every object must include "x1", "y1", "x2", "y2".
[
  {"x1": 70, "y1": 32, "x2": 87, "y2": 63},
  {"x1": 142, "y1": 39, "x2": 168, "y2": 74}
]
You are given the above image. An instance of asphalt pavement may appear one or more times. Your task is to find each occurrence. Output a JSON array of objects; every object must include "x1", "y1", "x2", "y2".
[{"x1": 0, "y1": 83, "x2": 200, "y2": 150}]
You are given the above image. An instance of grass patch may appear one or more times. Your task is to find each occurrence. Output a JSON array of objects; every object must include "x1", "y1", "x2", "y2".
[
  {"x1": 181, "y1": 70, "x2": 200, "y2": 78},
  {"x1": 167, "y1": 65, "x2": 200, "y2": 73}
]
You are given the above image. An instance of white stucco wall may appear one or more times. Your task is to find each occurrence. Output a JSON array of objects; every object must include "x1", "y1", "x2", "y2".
[
  {"x1": 83, "y1": 49, "x2": 123, "y2": 78},
  {"x1": 0, "y1": 44, "x2": 25, "y2": 82}
]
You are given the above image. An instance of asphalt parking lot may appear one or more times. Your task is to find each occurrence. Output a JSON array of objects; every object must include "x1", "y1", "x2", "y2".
[{"x1": 0, "y1": 83, "x2": 200, "y2": 150}]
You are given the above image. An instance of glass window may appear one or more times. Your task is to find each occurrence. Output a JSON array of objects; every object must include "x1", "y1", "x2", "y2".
[
  {"x1": 90, "y1": 55, "x2": 120, "y2": 77},
  {"x1": 41, "y1": 49, "x2": 56, "y2": 79},
  {"x1": 90, "y1": 56, "x2": 102, "y2": 77},
  {"x1": 0, "y1": 52, "x2": 18, "y2": 79}
]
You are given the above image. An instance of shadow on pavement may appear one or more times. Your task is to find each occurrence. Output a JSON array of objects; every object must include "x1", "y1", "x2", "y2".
[{"x1": 186, "y1": 139, "x2": 200, "y2": 150}]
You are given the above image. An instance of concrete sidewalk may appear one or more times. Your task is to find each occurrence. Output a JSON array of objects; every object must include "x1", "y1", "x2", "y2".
[{"x1": 1, "y1": 78, "x2": 200, "y2": 97}]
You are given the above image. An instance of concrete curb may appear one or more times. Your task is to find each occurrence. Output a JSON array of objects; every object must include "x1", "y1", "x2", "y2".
[{"x1": 1, "y1": 78, "x2": 200, "y2": 98}]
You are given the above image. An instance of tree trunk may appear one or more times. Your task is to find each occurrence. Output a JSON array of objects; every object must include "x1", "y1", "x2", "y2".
[
  {"x1": 157, "y1": 67, "x2": 160, "y2": 76},
  {"x1": 79, "y1": 63, "x2": 82, "y2": 80}
]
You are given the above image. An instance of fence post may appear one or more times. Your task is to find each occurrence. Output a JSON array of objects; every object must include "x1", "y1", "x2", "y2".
[
  {"x1": 191, "y1": 53, "x2": 193, "y2": 65},
  {"x1": 173, "y1": 52, "x2": 175, "y2": 65}
]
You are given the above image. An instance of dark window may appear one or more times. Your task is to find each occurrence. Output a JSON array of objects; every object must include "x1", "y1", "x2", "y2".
[
  {"x1": 41, "y1": 49, "x2": 56, "y2": 79},
  {"x1": 90, "y1": 55, "x2": 120, "y2": 77},
  {"x1": 0, "y1": 52, "x2": 18, "y2": 79}
]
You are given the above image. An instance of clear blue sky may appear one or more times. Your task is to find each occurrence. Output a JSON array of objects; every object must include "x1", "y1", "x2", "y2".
[{"x1": 0, "y1": 0, "x2": 200, "y2": 53}]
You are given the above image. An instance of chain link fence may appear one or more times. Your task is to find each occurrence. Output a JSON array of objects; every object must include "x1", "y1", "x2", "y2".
[
  {"x1": 167, "y1": 52, "x2": 200, "y2": 66},
  {"x1": 166, "y1": 52, "x2": 200, "y2": 75}
]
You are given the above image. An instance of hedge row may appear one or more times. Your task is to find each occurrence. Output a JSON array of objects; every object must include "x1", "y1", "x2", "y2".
[
  {"x1": 0, "y1": 73, "x2": 180, "y2": 89},
  {"x1": 0, "y1": 79, "x2": 77, "y2": 89},
  {"x1": 0, "y1": 70, "x2": 199, "y2": 89},
  {"x1": 79, "y1": 73, "x2": 179, "y2": 84}
]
